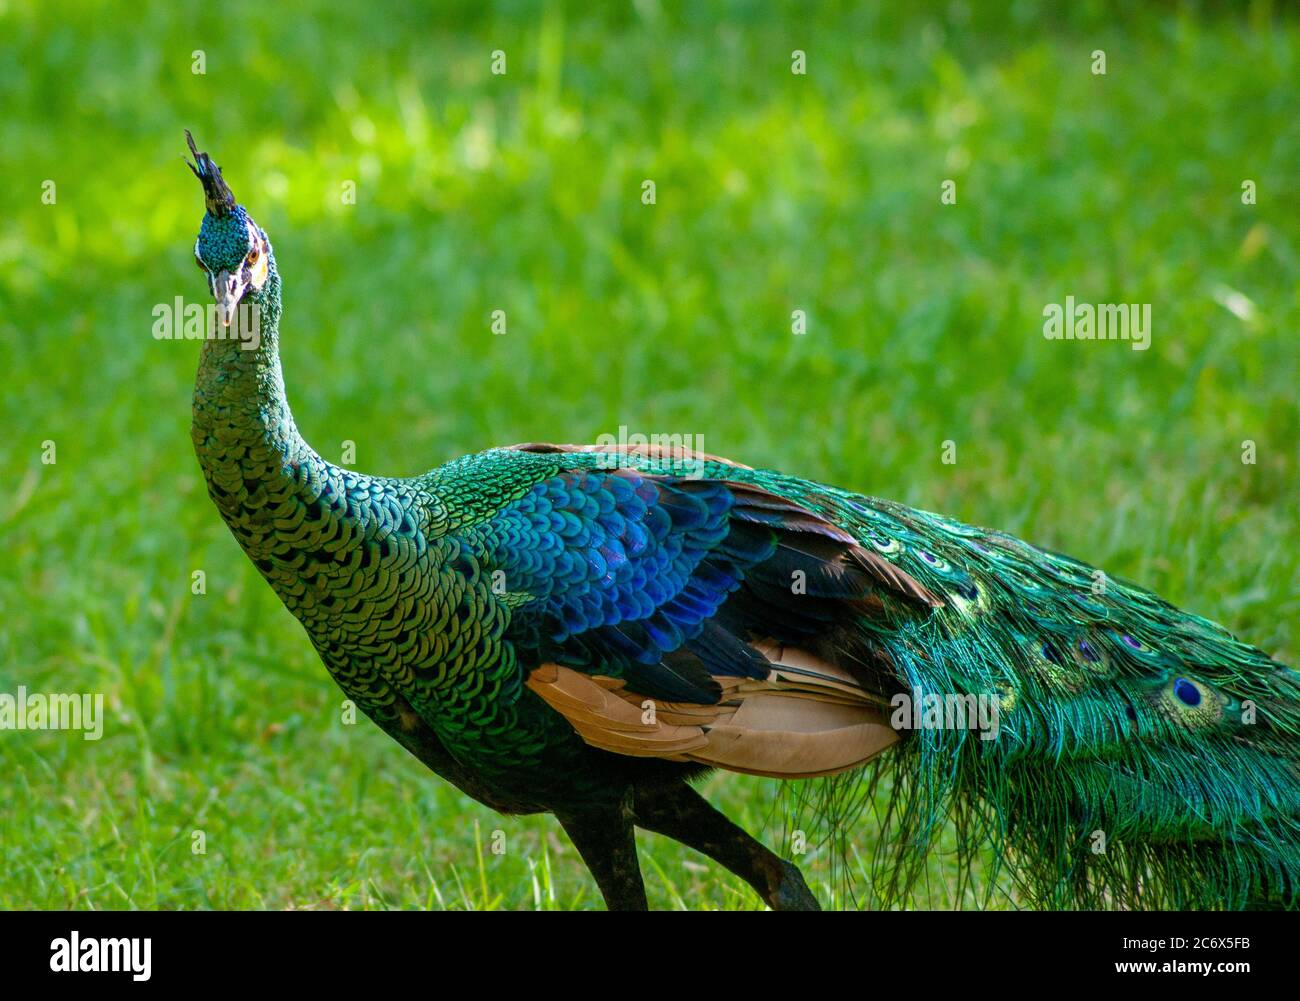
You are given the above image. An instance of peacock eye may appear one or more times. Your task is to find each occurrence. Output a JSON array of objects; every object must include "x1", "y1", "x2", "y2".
[{"x1": 247, "y1": 246, "x2": 260, "y2": 264}]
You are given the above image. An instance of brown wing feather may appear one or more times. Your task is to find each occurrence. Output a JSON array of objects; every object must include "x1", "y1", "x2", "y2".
[{"x1": 526, "y1": 643, "x2": 900, "y2": 779}]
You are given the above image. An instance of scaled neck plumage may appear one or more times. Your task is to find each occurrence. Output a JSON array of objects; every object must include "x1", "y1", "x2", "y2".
[
  {"x1": 193, "y1": 249, "x2": 299, "y2": 456},
  {"x1": 191, "y1": 249, "x2": 346, "y2": 550}
]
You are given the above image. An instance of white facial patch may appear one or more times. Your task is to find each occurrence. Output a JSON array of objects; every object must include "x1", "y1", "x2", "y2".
[{"x1": 245, "y1": 221, "x2": 269, "y2": 290}]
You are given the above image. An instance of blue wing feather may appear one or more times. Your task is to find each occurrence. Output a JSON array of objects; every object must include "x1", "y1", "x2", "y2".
[{"x1": 467, "y1": 467, "x2": 935, "y2": 704}]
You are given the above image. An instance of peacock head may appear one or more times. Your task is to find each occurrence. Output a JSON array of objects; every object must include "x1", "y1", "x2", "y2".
[{"x1": 185, "y1": 130, "x2": 271, "y2": 327}]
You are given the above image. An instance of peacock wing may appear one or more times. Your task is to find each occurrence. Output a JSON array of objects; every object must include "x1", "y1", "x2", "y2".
[{"x1": 459, "y1": 448, "x2": 941, "y2": 779}]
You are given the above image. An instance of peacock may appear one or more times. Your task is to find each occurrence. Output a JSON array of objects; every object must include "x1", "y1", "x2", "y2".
[{"x1": 185, "y1": 131, "x2": 1299, "y2": 911}]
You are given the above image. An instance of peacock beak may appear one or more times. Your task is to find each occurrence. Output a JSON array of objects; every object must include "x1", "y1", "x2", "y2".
[{"x1": 213, "y1": 269, "x2": 248, "y2": 327}]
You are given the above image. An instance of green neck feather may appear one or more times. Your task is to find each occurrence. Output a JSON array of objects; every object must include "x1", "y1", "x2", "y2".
[
  {"x1": 193, "y1": 248, "x2": 288, "y2": 438},
  {"x1": 191, "y1": 248, "x2": 333, "y2": 546}
]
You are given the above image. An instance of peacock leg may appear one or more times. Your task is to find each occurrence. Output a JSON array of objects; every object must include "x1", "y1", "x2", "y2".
[
  {"x1": 555, "y1": 798, "x2": 648, "y2": 911},
  {"x1": 632, "y1": 782, "x2": 821, "y2": 911}
]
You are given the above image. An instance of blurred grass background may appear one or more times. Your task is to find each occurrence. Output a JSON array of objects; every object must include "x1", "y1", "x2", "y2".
[{"x1": 0, "y1": 0, "x2": 1296, "y2": 909}]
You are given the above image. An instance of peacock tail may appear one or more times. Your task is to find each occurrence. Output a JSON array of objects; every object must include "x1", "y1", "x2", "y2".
[
  {"x1": 185, "y1": 132, "x2": 1299, "y2": 910},
  {"x1": 474, "y1": 446, "x2": 1300, "y2": 910}
]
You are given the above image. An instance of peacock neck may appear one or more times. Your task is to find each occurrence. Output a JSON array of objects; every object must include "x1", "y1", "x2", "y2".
[
  {"x1": 191, "y1": 254, "x2": 340, "y2": 552},
  {"x1": 194, "y1": 258, "x2": 297, "y2": 454}
]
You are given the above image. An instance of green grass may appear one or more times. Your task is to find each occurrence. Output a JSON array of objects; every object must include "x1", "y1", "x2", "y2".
[{"x1": 1, "y1": 0, "x2": 1296, "y2": 909}]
